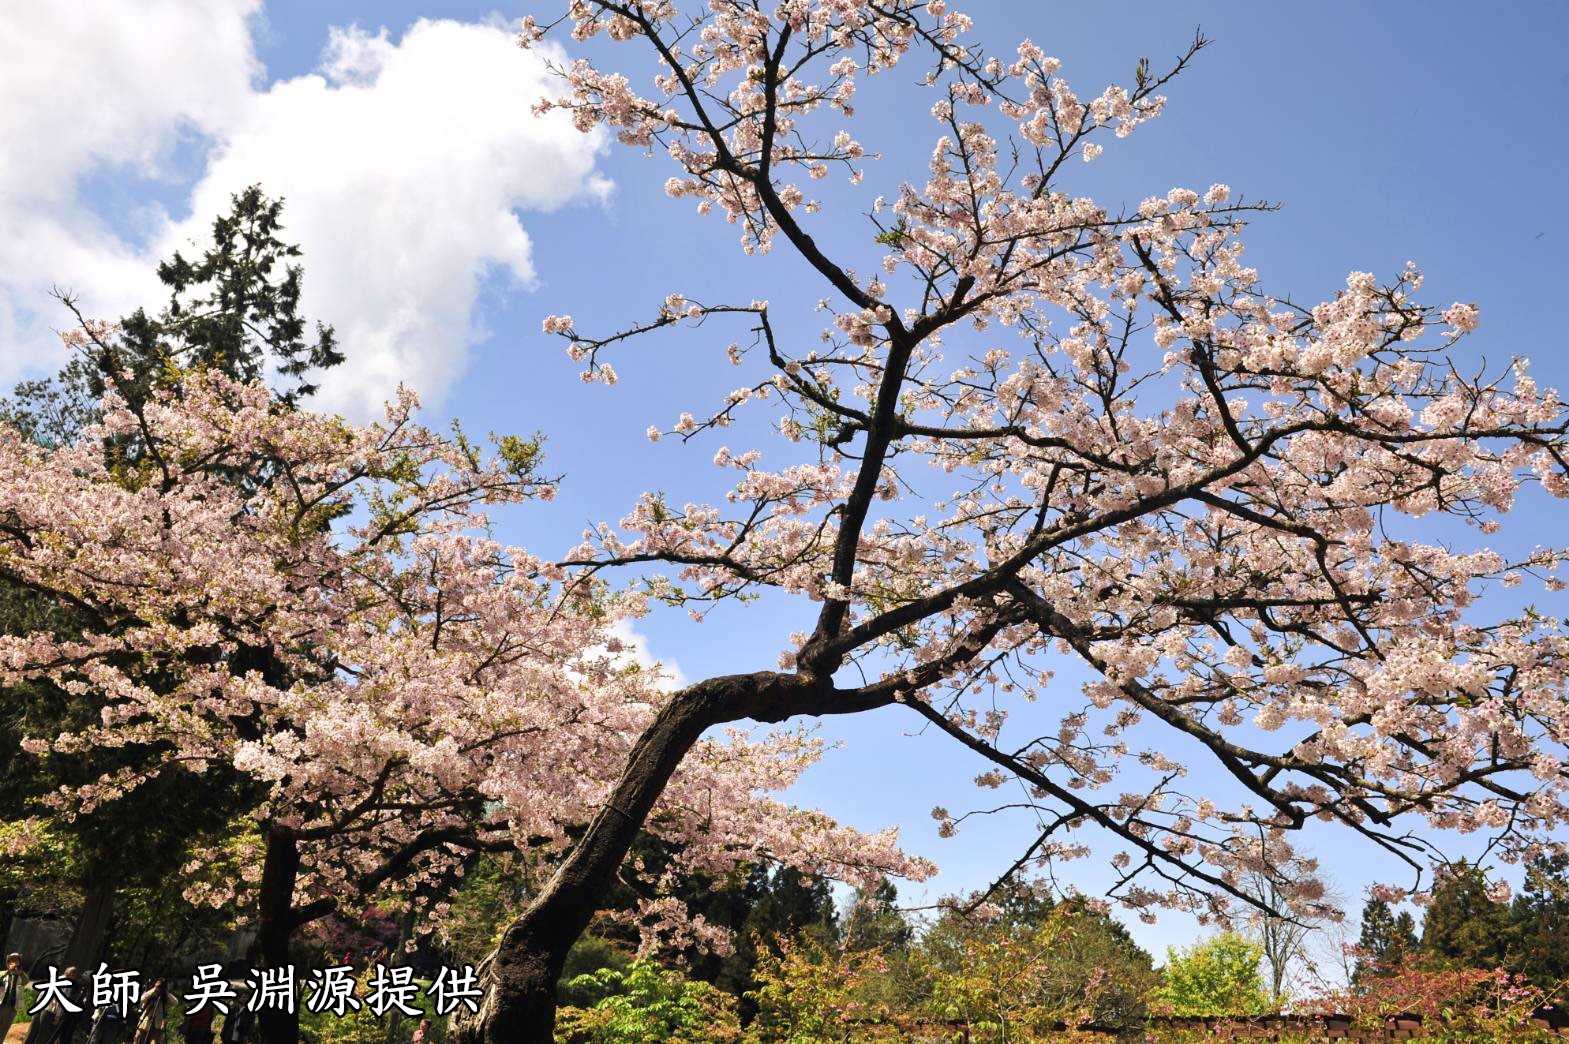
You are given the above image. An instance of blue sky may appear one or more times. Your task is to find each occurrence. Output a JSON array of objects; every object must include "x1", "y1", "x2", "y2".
[{"x1": 6, "y1": 1, "x2": 1568, "y2": 968}]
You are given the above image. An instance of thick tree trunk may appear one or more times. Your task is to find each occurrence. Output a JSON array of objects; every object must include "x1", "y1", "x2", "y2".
[
  {"x1": 255, "y1": 829, "x2": 302, "y2": 1044},
  {"x1": 454, "y1": 685, "x2": 719, "y2": 1041},
  {"x1": 62, "y1": 879, "x2": 114, "y2": 972},
  {"x1": 451, "y1": 669, "x2": 891, "y2": 1042},
  {"x1": 454, "y1": 672, "x2": 813, "y2": 1042}
]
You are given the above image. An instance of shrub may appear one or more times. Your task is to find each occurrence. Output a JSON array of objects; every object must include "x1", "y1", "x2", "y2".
[{"x1": 555, "y1": 959, "x2": 740, "y2": 1043}]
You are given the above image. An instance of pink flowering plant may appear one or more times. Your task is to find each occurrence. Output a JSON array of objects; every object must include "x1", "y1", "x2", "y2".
[
  {"x1": 1310, "y1": 965, "x2": 1563, "y2": 1041},
  {"x1": 0, "y1": 323, "x2": 930, "y2": 1040},
  {"x1": 441, "y1": 1, "x2": 1569, "y2": 1037}
]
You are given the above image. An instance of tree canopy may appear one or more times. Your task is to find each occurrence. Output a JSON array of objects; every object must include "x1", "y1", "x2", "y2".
[
  {"x1": 451, "y1": 3, "x2": 1569, "y2": 1038},
  {"x1": 7, "y1": 6, "x2": 1569, "y2": 1044}
]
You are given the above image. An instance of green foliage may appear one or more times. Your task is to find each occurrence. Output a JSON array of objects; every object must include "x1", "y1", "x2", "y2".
[
  {"x1": 1419, "y1": 862, "x2": 1512, "y2": 971},
  {"x1": 703, "y1": 864, "x2": 839, "y2": 1019},
  {"x1": 919, "y1": 908, "x2": 1079, "y2": 1038},
  {"x1": 588, "y1": 842, "x2": 840, "y2": 1020},
  {"x1": 108, "y1": 880, "x2": 239, "y2": 975},
  {"x1": 841, "y1": 881, "x2": 912, "y2": 955},
  {"x1": 559, "y1": 936, "x2": 635, "y2": 1008},
  {"x1": 746, "y1": 884, "x2": 1159, "y2": 1041},
  {"x1": 9, "y1": 985, "x2": 37, "y2": 1026},
  {"x1": 1034, "y1": 899, "x2": 1160, "y2": 1030},
  {"x1": 119, "y1": 184, "x2": 340, "y2": 410},
  {"x1": 494, "y1": 431, "x2": 545, "y2": 479},
  {"x1": 1511, "y1": 852, "x2": 1569, "y2": 988},
  {"x1": 299, "y1": 971, "x2": 444, "y2": 1044},
  {"x1": 439, "y1": 854, "x2": 529, "y2": 969},
  {"x1": 744, "y1": 936, "x2": 907, "y2": 1042},
  {"x1": 1354, "y1": 897, "x2": 1419, "y2": 983},
  {"x1": 555, "y1": 960, "x2": 740, "y2": 1043},
  {"x1": 0, "y1": 373, "x2": 97, "y2": 451},
  {"x1": 921, "y1": 885, "x2": 1158, "y2": 1033},
  {"x1": 1155, "y1": 933, "x2": 1272, "y2": 1017},
  {"x1": 872, "y1": 217, "x2": 909, "y2": 249},
  {"x1": 0, "y1": 818, "x2": 81, "y2": 917},
  {"x1": 438, "y1": 846, "x2": 844, "y2": 1026}
]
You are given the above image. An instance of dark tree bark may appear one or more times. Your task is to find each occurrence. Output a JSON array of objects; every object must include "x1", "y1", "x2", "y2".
[
  {"x1": 61, "y1": 879, "x2": 113, "y2": 973},
  {"x1": 255, "y1": 828, "x2": 302, "y2": 1044},
  {"x1": 453, "y1": 681, "x2": 723, "y2": 1041},
  {"x1": 451, "y1": 671, "x2": 896, "y2": 1042}
]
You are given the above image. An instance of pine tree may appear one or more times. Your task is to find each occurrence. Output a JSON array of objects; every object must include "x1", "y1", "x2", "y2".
[
  {"x1": 1419, "y1": 862, "x2": 1513, "y2": 970},
  {"x1": 1353, "y1": 898, "x2": 1419, "y2": 983},
  {"x1": 1511, "y1": 852, "x2": 1569, "y2": 987},
  {"x1": 842, "y1": 879, "x2": 912, "y2": 953},
  {"x1": 1, "y1": 185, "x2": 340, "y2": 447}
]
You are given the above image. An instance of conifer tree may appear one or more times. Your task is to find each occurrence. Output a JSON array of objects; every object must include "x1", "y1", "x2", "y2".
[
  {"x1": 1510, "y1": 852, "x2": 1569, "y2": 987},
  {"x1": 1419, "y1": 862, "x2": 1513, "y2": 971},
  {"x1": 1353, "y1": 898, "x2": 1419, "y2": 983}
]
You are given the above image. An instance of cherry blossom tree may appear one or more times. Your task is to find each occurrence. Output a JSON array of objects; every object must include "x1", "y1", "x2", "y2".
[
  {"x1": 0, "y1": 187, "x2": 342, "y2": 977},
  {"x1": 436, "y1": 2, "x2": 1569, "y2": 1038},
  {"x1": 0, "y1": 349, "x2": 927, "y2": 1043}
]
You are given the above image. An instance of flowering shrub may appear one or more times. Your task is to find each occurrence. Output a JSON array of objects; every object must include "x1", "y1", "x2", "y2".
[{"x1": 1310, "y1": 965, "x2": 1563, "y2": 1041}]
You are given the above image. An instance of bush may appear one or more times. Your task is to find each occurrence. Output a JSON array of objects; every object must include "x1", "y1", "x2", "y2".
[
  {"x1": 1309, "y1": 965, "x2": 1562, "y2": 1041},
  {"x1": 555, "y1": 959, "x2": 740, "y2": 1043},
  {"x1": 745, "y1": 901, "x2": 1157, "y2": 1042},
  {"x1": 1153, "y1": 933, "x2": 1272, "y2": 1017},
  {"x1": 744, "y1": 936, "x2": 907, "y2": 1042}
]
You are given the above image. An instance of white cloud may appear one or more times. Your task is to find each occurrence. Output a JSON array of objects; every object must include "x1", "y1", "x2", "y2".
[
  {"x1": 0, "y1": 6, "x2": 609, "y2": 417},
  {"x1": 0, "y1": 1, "x2": 261, "y2": 200},
  {"x1": 0, "y1": 0, "x2": 262, "y2": 375},
  {"x1": 607, "y1": 619, "x2": 689, "y2": 692}
]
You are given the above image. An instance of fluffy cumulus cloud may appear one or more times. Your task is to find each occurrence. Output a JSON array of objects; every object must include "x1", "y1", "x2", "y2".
[
  {"x1": 0, "y1": 0, "x2": 261, "y2": 367},
  {"x1": 0, "y1": 3, "x2": 609, "y2": 416},
  {"x1": 606, "y1": 618, "x2": 689, "y2": 692}
]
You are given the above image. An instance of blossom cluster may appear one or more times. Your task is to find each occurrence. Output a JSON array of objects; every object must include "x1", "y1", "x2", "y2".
[
  {"x1": 0, "y1": 370, "x2": 928, "y2": 950},
  {"x1": 521, "y1": 0, "x2": 1569, "y2": 920}
]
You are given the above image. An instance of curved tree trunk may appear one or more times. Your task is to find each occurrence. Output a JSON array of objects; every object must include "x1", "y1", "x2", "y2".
[
  {"x1": 454, "y1": 671, "x2": 835, "y2": 1041},
  {"x1": 452, "y1": 681, "x2": 722, "y2": 1041},
  {"x1": 451, "y1": 669, "x2": 892, "y2": 1042}
]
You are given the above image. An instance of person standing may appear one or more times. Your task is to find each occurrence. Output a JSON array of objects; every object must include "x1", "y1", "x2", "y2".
[
  {"x1": 178, "y1": 1003, "x2": 213, "y2": 1044},
  {"x1": 37, "y1": 968, "x2": 87, "y2": 1044},
  {"x1": 128, "y1": 981, "x2": 167, "y2": 1044},
  {"x1": 85, "y1": 1000, "x2": 124, "y2": 1044},
  {"x1": 217, "y1": 1000, "x2": 252, "y2": 1044},
  {"x1": 1, "y1": 954, "x2": 29, "y2": 1041}
]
